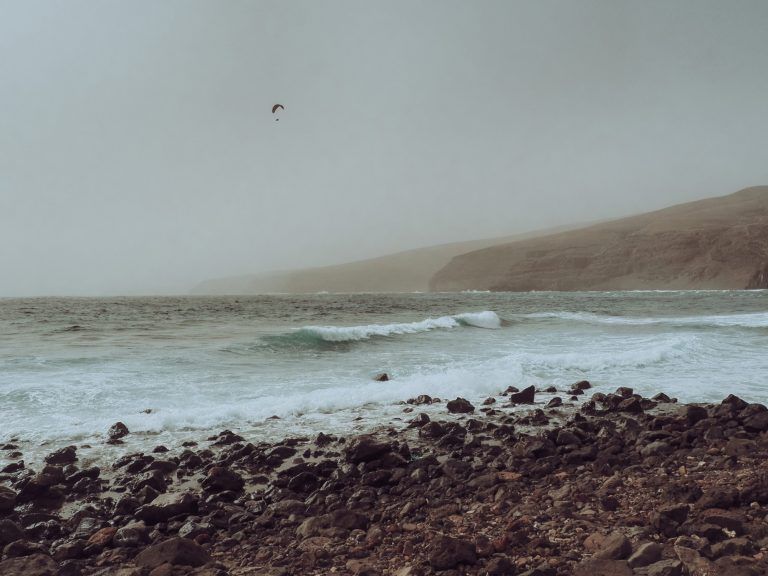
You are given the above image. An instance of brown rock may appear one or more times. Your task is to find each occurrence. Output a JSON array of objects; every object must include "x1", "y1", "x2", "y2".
[
  {"x1": 483, "y1": 555, "x2": 515, "y2": 575},
  {"x1": 87, "y1": 526, "x2": 117, "y2": 547},
  {"x1": 108, "y1": 422, "x2": 130, "y2": 440},
  {"x1": 135, "y1": 492, "x2": 197, "y2": 523},
  {"x1": 574, "y1": 559, "x2": 632, "y2": 576},
  {"x1": 344, "y1": 435, "x2": 392, "y2": 463},
  {"x1": 0, "y1": 486, "x2": 17, "y2": 513},
  {"x1": 428, "y1": 534, "x2": 477, "y2": 570},
  {"x1": 201, "y1": 467, "x2": 244, "y2": 493},
  {"x1": 0, "y1": 553, "x2": 58, "y2": 576},
  {"x1": 373, "y1": 372, "x2": 389, "y2": 382},
  {"x1": 509, "y1": 386, "x2": 535, "y2": 404},
  {"x1": 44, "y1": 446, "x2": 77, "y2": 465},
  {"x1": 627, "y1": 542, "x2": 663, "y2": 568},
  {"x1": 593, "y1": 532, "x2": 632, "y2": 560},
  {"x1": 447, "y1": 397, "x2": 475, "y2": 413},
  {"x1": 0, "y1": 519, "x2": 24, "y2": 546},
  {"x1": 134, "y1": 537, "x2": 210, "y2": 568}
]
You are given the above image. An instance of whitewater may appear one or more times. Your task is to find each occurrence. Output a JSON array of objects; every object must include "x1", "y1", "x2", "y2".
[{"x1": 1, "y1": 291, "x2": 767, "y2": 465}]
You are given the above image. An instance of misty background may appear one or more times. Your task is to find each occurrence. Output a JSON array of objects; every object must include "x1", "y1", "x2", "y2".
[{"x1": 2, "y1": 0, "x2": 768, "y2": 296}]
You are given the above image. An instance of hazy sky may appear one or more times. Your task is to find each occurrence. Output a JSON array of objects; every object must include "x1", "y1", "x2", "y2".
[{"x1": 2, "y1": 1, "x2": 768, "y2": 295}]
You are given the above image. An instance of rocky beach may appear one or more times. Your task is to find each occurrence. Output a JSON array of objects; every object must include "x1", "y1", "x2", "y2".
[{"x1": 2, "y1": 384, "x2": 768, "y2": 576}]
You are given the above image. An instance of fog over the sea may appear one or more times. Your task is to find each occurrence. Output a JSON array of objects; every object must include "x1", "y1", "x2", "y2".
[{"x1": 2, "y1": 1, "x2": 768, "y2": 296}]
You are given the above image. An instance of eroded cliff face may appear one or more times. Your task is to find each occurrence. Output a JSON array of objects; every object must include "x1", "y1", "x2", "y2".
[{"x1": 430, "y1": 187, "x2": 768, "y2": 292}]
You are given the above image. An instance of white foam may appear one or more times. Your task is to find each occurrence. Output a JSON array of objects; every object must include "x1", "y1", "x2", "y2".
[
  {"x1": 298, "y1": 311, "x2": 501, "y2": 342},
  {"x1": 524, "y1": 311, "x2": 768, "y2": 328}
]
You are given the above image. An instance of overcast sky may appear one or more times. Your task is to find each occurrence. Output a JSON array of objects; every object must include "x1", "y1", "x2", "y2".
[{"x1": 2, "y1": 0, "x2": 768, "y2": 296}]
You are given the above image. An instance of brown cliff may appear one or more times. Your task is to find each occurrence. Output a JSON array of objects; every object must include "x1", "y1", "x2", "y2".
[{"x1": 430, "y1": 186, "x2": 768, "y2": 292}]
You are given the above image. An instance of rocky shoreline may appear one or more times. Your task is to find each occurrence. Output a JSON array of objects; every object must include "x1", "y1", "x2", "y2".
[{"x1": 2, "y1": 384, "x2": 768, "y2": 575}]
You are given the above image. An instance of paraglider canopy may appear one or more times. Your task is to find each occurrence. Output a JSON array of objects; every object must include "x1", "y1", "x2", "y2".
[{"x1": 271, "y1": 104, "x2": 284, "y2": 114}]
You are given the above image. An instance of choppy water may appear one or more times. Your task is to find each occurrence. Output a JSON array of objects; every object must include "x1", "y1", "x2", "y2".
[{"x1": 1, "y1": 291, "x2": 767, "y2": 465}]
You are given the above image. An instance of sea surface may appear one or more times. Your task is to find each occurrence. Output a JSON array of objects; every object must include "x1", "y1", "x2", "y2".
[{"x1": 1, "y1": 291, "x2": 767, "y2": 466}]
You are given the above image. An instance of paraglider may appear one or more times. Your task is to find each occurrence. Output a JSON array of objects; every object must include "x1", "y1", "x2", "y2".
[{"x1": 272, "y1": 104, "x2": 284, "y2": 120}]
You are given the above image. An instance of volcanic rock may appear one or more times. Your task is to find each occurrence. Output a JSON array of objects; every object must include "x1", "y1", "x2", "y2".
[
  {"x1": 447, "y1": 397, "x2": 475, "y2": 413},
  {"x1": 134, "y1": 537, "x2": 210, "y2": 568},
  {"x1": 344, "y1": 435, "x2": 392, "y2": 463},
  {"x1": 0, "y1": 486, "x2": 17, "y2": 514},
  {"x1": 201, "y1": 467, "x2": 244, "y2": 493},
  {"x1": 135, "y1": 492, "x2": 197, "y2": 523},
  {"x1": 509, "y1": 386, "x2": 535, "y2": 404},
  {"x1": 428, "y1": 534, "x2": 477, "y2": 570},
  {"x1": 108, "y1": 422, "x2": 130, "y2": 441},
  {"x1": 0, "y1": 553, "x2": 59, "y2": 576}
]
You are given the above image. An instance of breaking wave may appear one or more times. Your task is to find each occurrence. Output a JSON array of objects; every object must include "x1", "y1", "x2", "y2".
[{"x1": 265, "y1": 311, "x2": 502, "y2": 348}]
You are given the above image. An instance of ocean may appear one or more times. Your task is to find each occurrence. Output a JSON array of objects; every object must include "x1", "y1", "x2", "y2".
[{"x1": 1, "y1": 291, "x2": 767, "y2": 466}]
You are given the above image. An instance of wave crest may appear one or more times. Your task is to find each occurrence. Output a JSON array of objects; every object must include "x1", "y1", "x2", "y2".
[{"x1": 267, "y1": 311, "x2": 501, "y2": 348}]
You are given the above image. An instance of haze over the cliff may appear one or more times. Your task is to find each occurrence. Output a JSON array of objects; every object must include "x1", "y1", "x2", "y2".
[
  {"x1": 431, "y1": 186, "x2": 768, "y2": 292},
  {"x1": 191, "y1": 226, "x2": 575, "y2": 294}
]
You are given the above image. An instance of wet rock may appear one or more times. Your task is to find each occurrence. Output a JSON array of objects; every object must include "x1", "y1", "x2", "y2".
[
  {"x1": 408, "y1": 394, "x2": 433, "y2": 405},
  {"x1": 447, "y1": 397, "x2": 475, "y2": 414},
  {"x1": 0, "y1": 486, "x2": 17, "y2": 514},
  {"x1": 3, "y1": 539, "x2": 47, "y2": 558},
  {"x1": 546, "y1": 397, "x2": 563, "y2": 408},
  {"x1": 0, "y1": 553, "x2": 59, "y2": 576},
  {"x1": 0, "y1": 519, "x2": 24, "y2": 545},
  {"x1": 114, "y1": 521, "x2": 149, "y2": 547},
  {"x1": 344, "y1": 435, "x2": 392, "y2": 463},
  {"x1": 555, "y1": 429, "x2": 580, "y2": 446},
  {"x1": 178, "y1": 521, "x2": 213, "y2": 539},
  {"x1": 134, "y1": 537, "x2": 211, "y2": 568},
  {"x1": 201, "y1": 467, "x2": 244, "y2": 493},
  {"x1": 44, "y1": 446, "x2": 77, "y2": 465},
  {"x1": 211, "y1": 430, "x2": 245, "y2": 445},
  {"x1": 428, "y1": 534, "x2": 477, "y2": 570},
  {"x1": 408, "y1": 413, "x2": 431, "y2": 428},
  {"x1": 87, "y1": 526, "x2": 117, "y2": 547},
  {"x1": 652, "y1": 392, "x2": 673, "y2": 403},
  {"x1": 743, "y1": 411, "x2": 768, "y2": 433},
  {"x1": 52, "y1": 540, "x2": 84, "y2": 561},
  {"x1": 681, "y1": 406, "x2": 708, "y2": 425},
  {"x1": 373, "y1": 372, "x2": 389, "y2": 382},
  {"x1": 617, "y1": 397, "x2": 643, "y2": 414},
  {"x1": 572, "y1": 380, "x2": 592, "y2": 391},
  {"x1": 509, "y1": 386, "x2": 535, "y2": 404},
  {"x1": 108, "y1": 422, "x2": 130, "y2": 441},
  {"x1": 135, "y1": 492, "x2": 197, "y2": 523}
]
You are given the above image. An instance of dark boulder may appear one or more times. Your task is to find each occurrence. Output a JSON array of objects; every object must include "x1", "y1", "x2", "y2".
[
  {"x1": 344, "y1": 435, "x2": 392, "y2": 463},
  {"x1": 107, "y1": 422, "x2": 129, "y2": 441},
  {"x1": 509, "y1": 386, "x2": 535, "y2": 404},
  {"x1": 201, "y1": 467, "x2": 244, "y2": 493},
  {"x1": 134, "y1": 537, "x2": 210, "y2": 568},
  {"x1": 429, "y1": 534, "x2": 477, "y2": 570},
  {"x1": 0, "y1": 554, "x2": 59, "y2": 576},
  {"x1": 44, "y1": 446, "x2": 77, "y2": 465},
  {"x1": 447, "y1": 397, "x2": 475, "y2": 414}
]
